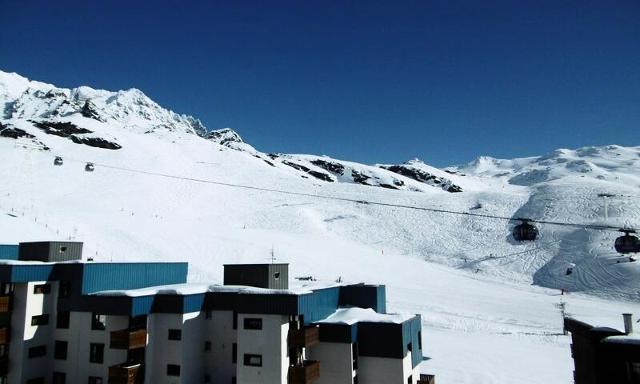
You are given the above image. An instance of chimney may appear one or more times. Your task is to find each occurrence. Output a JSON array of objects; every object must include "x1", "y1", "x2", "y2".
[{"x1": 623, "y1": 313, "x2": 633, "y2": 334}]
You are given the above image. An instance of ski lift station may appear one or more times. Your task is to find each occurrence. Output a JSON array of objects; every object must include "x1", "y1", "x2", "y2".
[{"x1": 0, "y1": 241, "x2": 431, "y2": 384}]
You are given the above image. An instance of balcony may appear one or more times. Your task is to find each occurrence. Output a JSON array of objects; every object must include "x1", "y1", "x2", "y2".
[
  {"x1": 110, "y1": 329, "x2": 147, "y2": 350},
  {"x1": 288, "y1": 326, "x2": 319, "y2": 349},
  {"x1": 288, "y1": 360, "x2": 320, "y2": 384},
  {"x1": 108, "y1": 363, "x2": 142, "y2": 384},
  {"x1": 0, "y1": 355, "x2": 8, "y2": 376},
  {"x1": 0, "y1": 296, "x2": 11, "y2": 313},
  {"x1": 0, "y1": 327, "x2": 9, "y2": 344},
  {"x1": 417, "y1": 374, "x2": 436, "y2": 384}
]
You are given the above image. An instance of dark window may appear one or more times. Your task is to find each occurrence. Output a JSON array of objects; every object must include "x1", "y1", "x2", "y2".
[
  {"x1": 274, "y1": 272, "x2": 281, "y2": 279},
  {"x1": 407, "y1": 342, "x2": 412, "y2": 352},
  {"x1": 57, "y1": 311, "x2": 70, "y2": 329},
  {"x1": 26, "y1": 379, "x2": 44, "y2": 384},
  {"x1": 232, "y1": 343, "x2": 237, "y2": 364},
  {"x1": 52, "y1": 372, "x2": 66, "y2": 384},
  {"x1": 31, "y1": 314, "x2": 49, "y2": 326},
  {"x1": 407, "y1": 375, "x2": 412, "y2": 384},
  {"x1": 232, "y1": 311, "x2": 238, "y2": 329},
  {"x1": 243, "y1": 318, "x2": 262, "y2": 330},
  {"x1": 59, "y1": 281, "x2": 71, "y2": 298},
  {"x1": 54, "y1": 340, "x2": 68, "y2": 360},
  {"x1": 59, "y1": 246, "x2": 68, "y2": 253},
  {"x1": 129, "y1": 315, "x2": 147, "y2": 329},
  {"x1": 168, "y1": 329, "x2": 182, "y2": 340},
  {"x1": 91, "y1": 313, "x2": 106, "y2": 330},
  {"x1": 352, "y1": 342, "x2": 359, "y2": 370},
  {"x1": 0, "y1": 283, "x2": 14, "y2": 295},
  {"x1": 204, "y1": 374, "x2": 211, "y2": 383},
  {"x1": 33, "y1": 284, "x2": 51, "y2": 294},
  {"x1": 204, "y1": 341, "x2": 211, "y2": 352},
  {"x1": 231, "y1": 377, "x2": 236, "y2": 384},
  {"x1": 88, "y1": 377, "x2": 103, "y2": 384},
  {"x1": 0, "y1": 344, "x2": 8, "y2": 357},
  {"x1": 243, "y1": 354, "x2": 262, "y2": 367},
  {"x1": 418, "y1": 331, "x2": 422, "y2": 350},
  {"x1": 167, "y1": 364, "x2": 181, "y2": 376},
  {"x1": 89, "y1": 343, "x2": 104, "y2": 363},
  {"x1": 28, "y1": 345, "x2": 47, "y2": 358}
]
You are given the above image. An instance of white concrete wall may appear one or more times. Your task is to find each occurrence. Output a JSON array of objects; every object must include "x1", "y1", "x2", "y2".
[
  {"x1": 8, "y1": 281, "x2": 58, "y2": 384},
  {"x1": 205, "y1": 310, "x2": 237, "y2": 384},
  {"x1": 358, "y1": 354, "x2": 414, "y2": 384},
  {"x1": 307, "y1": 342, "x2": 354, "y2": 384},
  {"x1": 180, "y1": 311, "x2": 205, "y2": 384},
  {"x1": 236, "y1": 314, "x2": 289, "y2": 384},
  {"x1": 53, "y1": 312, "x2": 128, "y2": 384}
]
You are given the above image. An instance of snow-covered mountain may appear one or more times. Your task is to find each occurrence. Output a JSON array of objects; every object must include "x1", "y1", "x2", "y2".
[{"x1": 1, "y1": 70, "x2": 639, "y2": 384}]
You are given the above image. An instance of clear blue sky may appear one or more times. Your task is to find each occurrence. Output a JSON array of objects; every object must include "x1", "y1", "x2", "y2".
[{"x1": 1, "y1": 0, "x2": 638, "y2": 166}]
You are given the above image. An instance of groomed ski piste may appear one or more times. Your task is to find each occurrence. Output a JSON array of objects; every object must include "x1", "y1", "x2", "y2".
[{"x1": 1, "y1": 70, "x2": 639, "y2": 383}]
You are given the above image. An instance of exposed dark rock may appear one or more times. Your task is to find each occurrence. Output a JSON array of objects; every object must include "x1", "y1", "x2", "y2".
[
  {"x1": 308, "y1": 171, "x2": 334, "y2": 182},
  {"x1": 205, "y1": 128, "x2": 243, "y2": 146},
  {"x1": 32, "y1": 120, "x2": 93, "y2": 137},
  {"x1": 69, "y1": 135, "x2": 122, "y2": 150},
  {"x1": 283, "y1": 160, "x2": 311, "y2": 172},
  {"x1": 351, "y1": 170, "x2": 371, "y2": 185},
  {"x1": 379, "y1": 183, "x2": 399, "y2": 190},
  {"x1": 81, "y1": 100, "x2": 105, "y2": 122},
  {"x1": 381, "y1": 165, "x2": 463, "y2": 193},
  {"x1": 267, "y1": 153, "x2": 279, "y2": 160},
  {"x1": 263, "y1": 159, "x2": 275, "y2": 167},
  {"x1": 283, "y1": 161, "x2": 333, "y2": 182},
  {"x1": 393, "y1": 179, "x2": 405, "y2": 187},
  {"x1": 0, "y1": 123, "x2": 34, "y2": 139},
  {"x1": 311, "y1": 159, "x2": 345, "y2": 175}
]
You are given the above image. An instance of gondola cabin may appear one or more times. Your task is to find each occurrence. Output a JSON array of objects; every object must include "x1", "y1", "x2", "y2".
[
  {"x1": 85, "y1": 162, "x2": 95, "y2": 172},
  {"x1": 614, "y1": 230, "x2": 640, "y2": 254},
  {"x1": 512, "y1": 219, "x2": 538, "y2": 241},
  {"x1": 53, "y1": 156, "x2": 63, "y2": 166}
]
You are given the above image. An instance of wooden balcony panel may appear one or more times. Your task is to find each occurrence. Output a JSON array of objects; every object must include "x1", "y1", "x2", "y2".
[
  {"x1": 110, "y1": 329, "x2": 147, "y2": 350},
  {"x1": 288, "y1": 360, "x2": 320, "y2": 384},
  {"x1": 0, "y1": 296, "x2": 11, "y2": 313},
  {"x1": 108, "y1": 363, "x2": 142, "y2": 384},
  {"x1": 0, "y1": 327, "x2": 10, "y2": 344},
  {"x1": 288, "y1": 326, "x2": 320, "y2": 349}
]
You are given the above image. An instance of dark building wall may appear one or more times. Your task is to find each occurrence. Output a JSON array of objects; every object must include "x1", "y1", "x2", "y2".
[
  {"x1": 223, "y1": 264, "x2": 289, "y2": 289},
  {"x1": 339, "y1": 285, "x2": 386, "y2": 313},
  {"x1": 19, "y1": 241, "x2": 83, "y2": 262}
]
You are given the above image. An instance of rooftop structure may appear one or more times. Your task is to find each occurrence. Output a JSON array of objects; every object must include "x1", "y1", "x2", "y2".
[{"x1": 0, "y1": 241, "x2": 427, "y2": 384}]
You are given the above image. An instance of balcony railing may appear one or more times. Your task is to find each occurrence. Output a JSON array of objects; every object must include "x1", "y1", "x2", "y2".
[
  {"x1": 417, "y1": 374, "x2": 436, "y2": 384},
  {"x1": 0, "y1": 296, "x2": 11, "y2": 313},
  {"x1": 0, "y1": 327, "x2": 9, "y2": 344},
  {"x1": 110, "y1": 329, "x2": 147, "y2": 350},
  {"x1": 288, "y1": 326, "x2": 320, "y2": 349},
  {"x1": 288, "y1": 360, "x2": 320, "y2": 384},
  {"x1": 0, "y1": 355, "x2": 8, "y2": 376},
  {"x1": 108, "y1": 363, "x2": 142, "y2": 384}
]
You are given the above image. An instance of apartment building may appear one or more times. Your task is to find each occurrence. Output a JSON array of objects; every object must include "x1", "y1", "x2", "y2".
[{"x1": 0, "y1": 241, "x2": 426, "y2": 384}]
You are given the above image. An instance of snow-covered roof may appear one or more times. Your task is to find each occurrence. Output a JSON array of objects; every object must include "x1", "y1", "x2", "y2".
[
  {"x1": 317, "y1": 307, "x2": 411, "y2": 325},
  {"x1": 603, "y1": 334, "x2": 640, "y2": 345},
  {"x1": 93, "y1": 283, "x2": 210, "y2": 297}
]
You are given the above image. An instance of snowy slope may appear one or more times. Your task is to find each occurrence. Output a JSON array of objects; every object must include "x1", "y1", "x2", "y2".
[{"x1": 1, "y1": 70, "x2": 639, "y2": 384}]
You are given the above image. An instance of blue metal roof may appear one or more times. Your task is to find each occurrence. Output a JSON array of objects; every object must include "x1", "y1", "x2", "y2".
[
  {"x1": 81, "y1": 262, "x2": 188, "y2": 294},
  {"x1": 402, "y1": 315, "x2": 423, "y2": 368},
  {"x1": 0, "y1": 245, "x2": 18, "y2": 260}
]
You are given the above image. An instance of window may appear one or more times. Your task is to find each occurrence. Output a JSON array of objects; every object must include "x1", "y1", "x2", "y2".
[
  {"x1": 232, "y1": 343, "x2": 237, "y2": 364},
  {"x1": 59, "y1": 246, "x2": 68, "y2": 253},
  {"x1": 57, "y1": 311, "x2": 70, "y2": 329},
  {"x1": 88, "y1": 377, "x2": 103, "y2": 384},
  {"x1": 33, "y1": 284, "x2": 51, "y2": 294},
  {"x1": 204, "y1": 374, "x2": 211, "y2": 383},
  {"x1": 274, "y1": 272, "x2": 281, "y2": 279},
  {"x1": 31, "y1": 314, "x2": 49, "y2": 326},
  {"x1": 129, "y1": 315, "x2": 147, "y2": 329},
  {"x1": 0, "y1": 283, "x2": 14, "y2": 295},
  {"x1": 52, "y1": 372, "x2": 66, "y2": 384},
  {"x1": 168, "y1": 329, "x2": 182, "y2": 341},
  {"x1": 407, "y1": 375, "x2": 413, "y2": 384},
  {"x1": 54, "y1": 340, "x2": 68, "y2": 360},
  {"x1": 204, "y1": 341, "x2": 211, "y2": 352},
  {"x1": 243, "y1": 318, "x2": 262, "y2": 330},
  {"x1": 59, "y1": 281, "x2": 71, "y2": 298},
  {"x1": 231, "y1": 377, "x2": 236, "y2": 384},
  {"x1": 28, "y1": 345, "x2": 47, "y2": 358},
  {"x1": 26, "y1": 379, "x2": 44, "y2": 384},
  {"x1": 166, "y1": 364, "x2": 181, "y2": 376},
  {"x1": 91, "y1": 313, "x2": 106, "y2": 330},
  {"x1": 418, "y1": 331, "x2": 422, "y2": 350},
  {"x1": 243, "y1": 354, "x2": 262, "y2": 367},
  {"x1": 89, "y1": 343, "x2": 104, "y2": 364},
  {"x1": 232, "y1": 311, "x2": 238, "y2": 329}
]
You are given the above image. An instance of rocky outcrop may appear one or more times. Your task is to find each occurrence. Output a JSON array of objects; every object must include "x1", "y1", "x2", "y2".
[
  {"x1": 282, "y1": 161, "x2": 334, "y2": 182},
  {"x1": 205, "y1": 128, "x2": 243, "y2": 146},
  {"x1": 69, "y1": 136, "x2": 122, "y2": 150},
  {"x1": 310, "y1": 159, "x2": 345, "y2": 175},
  {"x1": 381, "y1": 164, "x2": 463, "y2": 193},
  {"x1": 32, "y1": 120, "x2": 93, "y2": 137}
]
